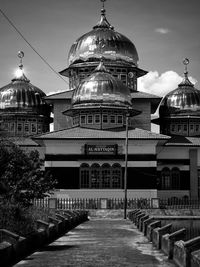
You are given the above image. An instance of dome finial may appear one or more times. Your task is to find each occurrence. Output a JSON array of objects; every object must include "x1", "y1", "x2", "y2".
[
  {"x1": 18, "y1": 51, "x2": 24, "y2": 70},
  {"x1": 179, "y1": 58, "x2": 193, "y2": 87},
  {"x1": 93, "y1": 0, "x2": 113, "y2": 29},
  {"x1": 183, "y1": 58, "x2": 189, "y2": 77},
  {"x1": 13, "y1": 51, "x2": 29, "y2": 82},
  {"x1": 101, "y1": 0, "x2": 106, "y2": 10},
  {"x1": 93, "y1": 57, "x2": 110, "y2": 73},
  {"x1": 100, "y1": 0, "x2": 106, "y2": 17}
]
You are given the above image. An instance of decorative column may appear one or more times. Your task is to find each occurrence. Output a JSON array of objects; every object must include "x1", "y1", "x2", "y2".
[{"x1": 189, "y1": 149, "x2": 198, "y2": 199}]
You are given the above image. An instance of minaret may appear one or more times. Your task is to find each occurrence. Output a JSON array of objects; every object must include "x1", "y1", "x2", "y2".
[
  {"x1": 0, "y1": 51, "x2": 52, "y2": 137},
  {"x1": 153, "y1": 58, "x2": 200, "y2": 137}
]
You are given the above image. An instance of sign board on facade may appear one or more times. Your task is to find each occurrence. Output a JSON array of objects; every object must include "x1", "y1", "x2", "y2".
[
  {"x1": 100, "y1": 198, "x2": 108, "y2": 209},
  {"x1": 85, "y1": 144, "x2": 118, "y2": 155},
  {"x1": 151, "y1": 198, "x2": 160, "y2": 209}
]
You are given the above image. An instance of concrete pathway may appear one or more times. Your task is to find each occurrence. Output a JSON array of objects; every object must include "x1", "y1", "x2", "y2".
[{"x1": 14, "y1": 219, "x2": 176, "y2": 267}]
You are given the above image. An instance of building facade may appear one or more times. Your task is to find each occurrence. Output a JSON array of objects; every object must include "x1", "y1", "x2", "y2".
[
  {"x1": 1, "y1": 3, "x2": 200, "y2": 200},
  {"x1": 34, "y1": 4, "x2": 200, "y2": 200}
]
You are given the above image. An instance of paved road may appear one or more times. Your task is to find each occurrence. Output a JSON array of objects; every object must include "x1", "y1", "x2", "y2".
[{"x1": 15, "y1": 219, "x2": 176, "y2": 267}]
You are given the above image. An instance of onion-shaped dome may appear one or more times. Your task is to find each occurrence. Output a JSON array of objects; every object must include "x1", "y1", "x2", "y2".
[
  {"x1": 72, "y1": 60, "x2": 133, "y2": 109},
  {"x1": 0, "y1": 62, "x2": 50, "y2": 117},
  {"x1": 159, "y1": 60, "x2": 200, "y2": 117},
  {"x1": 68, "y1": 8, "x2": 138, "y2": 66}
]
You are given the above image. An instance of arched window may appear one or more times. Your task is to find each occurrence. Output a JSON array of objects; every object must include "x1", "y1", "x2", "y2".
[
  {"x1": 91, "y1": 163, "x2": 100, "y2": 188},
  {"x1": 80, "y1": 163, "x2": 122, "y2": 189},
  {"x1": 112, "y1": 163, "x2": 122, "y2": 188},
  {"x1": 102, "y1": 163, "x2": 111, "y2": 188},
  {"x1": 80, "y1": 163, "x2": 89, "y2": 188},
  {"x1": 171, "y1": 167, "x2": 180, "y2": 189},
  {"x1": 161, "y1": 167, "x2": 171, "y2": 190}
]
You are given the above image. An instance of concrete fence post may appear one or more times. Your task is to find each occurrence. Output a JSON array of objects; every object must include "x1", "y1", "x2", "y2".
[
  {"x1": 139, "y1": 214, "x2": 149, "y2": 232},
  {"x1": 161, "y1": 228, "x2": 186, "y2": 259},
  {"x1": 152, "y1": 223, "x2": 172, "y2": 249},
  {"x1": 143, "y1": 217, "x2": 154, "y2": 236},
  {"x1": 173, "y1": 236, "x2": 200, "y2": 267},
  {"x1": 133, "y1": 211, "x2": 143, "y2": 224},
  {"x1": 136, "y1": 213, "x2": 145, "y2": 228},
  {"x1": 147, "y1": 220, "x2": 161, "y2": 242}
]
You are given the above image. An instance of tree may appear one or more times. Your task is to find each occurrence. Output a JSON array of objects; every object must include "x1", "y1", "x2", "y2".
[{"x1": 0, "y1": 138, "x2": 57, "y2": 205}]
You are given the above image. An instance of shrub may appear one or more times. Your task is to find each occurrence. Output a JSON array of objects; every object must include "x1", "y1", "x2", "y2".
[{"x1": 0, "y1": 200, "x2": 54, "y2": 237}]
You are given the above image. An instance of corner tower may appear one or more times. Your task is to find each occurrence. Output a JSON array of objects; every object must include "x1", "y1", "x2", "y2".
[
  {"x1": 153, "y1": 59, "x2": 200, "y2": 136},
  {"x1": 0, "y1": 52, "x2": 52, "y2": 137}
]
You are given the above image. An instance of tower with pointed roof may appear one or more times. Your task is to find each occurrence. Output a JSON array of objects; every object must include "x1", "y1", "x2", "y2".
[
  {"x1": 153, "y1": 59, "x2": 200, "y2": 137},
  {"x1": 0, "y1": 52, "x2": 52, "y2": 137}
]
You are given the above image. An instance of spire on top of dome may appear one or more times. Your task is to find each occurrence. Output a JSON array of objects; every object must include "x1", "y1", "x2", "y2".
[
  {"x1": 178, "y1": 58, "x2": 194, "y2": 87},
  {"x1": 93, "y1": 58, "x2": 110, "y2": 73},
  {"x1": 93, "y1": 0, "x2": 114, "y2": 30},
  {"x1": 12, "y1": 51, "x2": 30, "y2": 82}
]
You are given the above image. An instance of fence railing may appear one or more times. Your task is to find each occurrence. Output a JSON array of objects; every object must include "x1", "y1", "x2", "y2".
[{"x1": 32, "y1": 197, "x2": 200, "y2": 210}]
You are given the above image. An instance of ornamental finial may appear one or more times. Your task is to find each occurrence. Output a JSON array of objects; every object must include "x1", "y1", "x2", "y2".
[
  {"x1": 183, "y1": 58, "x2": 189, "y2": 75},
  {"x1": 17, "y1": 51, "x2": 24, "y2": 70},
  {"x1": 179, "y1": 58, "x2": 193, "y2": 87},
  {"x1": 13, "y1": 51, "x2": 29, "y2": 82},
  {"x1": 101, "y1": 0, "x2": 106, "y2": 10},
  {"x1": 93, "y1": 57, "x2": 110, "y2": 73},
  {"x1": 100, "y1": 0, "x2": 106, "y2": 16},
  {"x1": 94, "y1": 0, "x2": 113, "y2": 29}
]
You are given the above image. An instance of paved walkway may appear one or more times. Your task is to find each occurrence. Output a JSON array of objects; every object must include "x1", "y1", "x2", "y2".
[{"x1": 15, "y1": 219, "x2": 176, "y2": 267}]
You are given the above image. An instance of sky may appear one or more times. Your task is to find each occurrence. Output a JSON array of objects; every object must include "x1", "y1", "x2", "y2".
[{"x1": 0, "y1": 0, "x2": 200, "y2": 99}]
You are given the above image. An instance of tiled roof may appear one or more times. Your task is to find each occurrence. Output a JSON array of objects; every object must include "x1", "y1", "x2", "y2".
[
  {"x1": 45, "y1": 90, "x2": 74, "y2": 100},
  {"x1": 131, "y1": 91, "x2": 161, "y2": 99},
  {"x1": 45, "y1": 90, "x2": 160, "y2": 101},
  {"x1": 187, "y1": 138, "x2": 200, "y2": 146},
  {"x1": 10, "y1": 137, "x2": 40, "y2": 146},
  {"x1": 165, "y1": 136, "x2": 200, "y2": 146},
  {"x1": 33, "y1": 127, "x2": 169, "y2": 140}
]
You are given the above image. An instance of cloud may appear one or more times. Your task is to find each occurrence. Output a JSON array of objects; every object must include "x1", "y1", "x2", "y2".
[
  {"x1": 155, "y1": 28, "x2": 170, "y2": 34},
  {"x1": 138, "y1": 70, "x2": 197, "y2": 97}
]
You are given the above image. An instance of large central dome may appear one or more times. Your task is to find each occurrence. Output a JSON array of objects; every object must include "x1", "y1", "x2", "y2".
[{"x1": 68, "y1": 8, "x2": 139, "y2": 66}]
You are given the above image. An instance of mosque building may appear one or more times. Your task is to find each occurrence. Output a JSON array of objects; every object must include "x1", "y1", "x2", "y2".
[{"x1": 1, "y1": 1, "x2": 200, "y2": 200}]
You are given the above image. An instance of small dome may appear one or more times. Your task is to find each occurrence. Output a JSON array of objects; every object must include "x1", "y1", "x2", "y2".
[
  {"x1": 159, "y1": 67, "x2": 200, "y2": 117},
  {"x1": 72, "y1": 60, "x2": 132, "y2": 108},
  {"x1": 0, "y1": 67, "x2": 49, "y2": 116},
  {"x1": 68, "y1": 8, "x2": 138, "y2": 66}
]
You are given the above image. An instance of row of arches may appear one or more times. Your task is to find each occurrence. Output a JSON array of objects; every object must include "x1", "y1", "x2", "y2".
[{"x1": 80, "y1": 163, "x2": 122, "y2": 189}]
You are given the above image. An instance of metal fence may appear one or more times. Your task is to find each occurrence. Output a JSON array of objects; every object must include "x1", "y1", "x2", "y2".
[{"x1": 32, "y1": 197, "x2": 200, "y2": 210}]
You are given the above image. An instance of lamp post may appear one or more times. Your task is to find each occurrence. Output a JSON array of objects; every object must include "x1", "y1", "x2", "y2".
[{"x1": 124, "y1": 112, "x2": 129, "y2": 219}]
